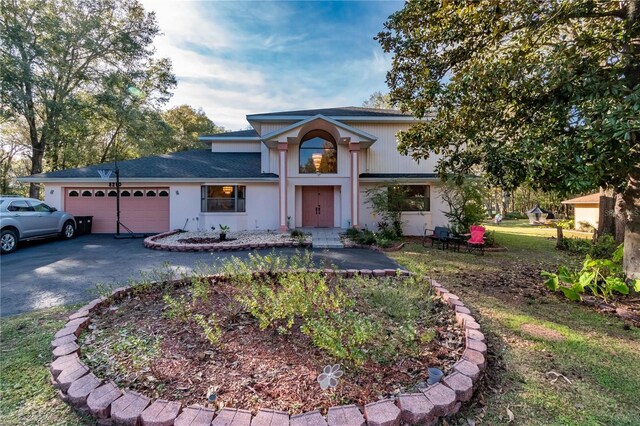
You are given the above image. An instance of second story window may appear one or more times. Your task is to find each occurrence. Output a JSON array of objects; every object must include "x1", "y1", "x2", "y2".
[{"x1": 299, "y1": 130, "x2": 337, "y2": 174}]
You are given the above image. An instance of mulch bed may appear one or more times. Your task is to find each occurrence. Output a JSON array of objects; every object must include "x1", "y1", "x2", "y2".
[
  {"x1": 81, "y1": 279, "x2": 464, "y2": 414},
  {"x1": 178, "y1": 237, "x2": 237, "y2": 244}
]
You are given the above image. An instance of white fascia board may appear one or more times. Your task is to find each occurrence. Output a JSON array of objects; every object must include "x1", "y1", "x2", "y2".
[
  {"x1": 359, "y1": 177, "x2": 442, "y2": 183},
  {"x1": 247, "y1": 115, "x2": 427, "y2": 123},
  {"x1": 17, "y1": 177, "x2": 279, "y2": 183},
  {"x1": 198, "y1": 136, "x2": 261, "y2": 142},
  {"x1": 261, "y1": 114, "x2": 378, "y2": 142}
]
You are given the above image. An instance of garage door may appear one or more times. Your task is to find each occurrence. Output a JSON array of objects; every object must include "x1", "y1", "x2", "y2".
[{"x1": 64, "y1": 187, "x2": 170, "y2": 234}]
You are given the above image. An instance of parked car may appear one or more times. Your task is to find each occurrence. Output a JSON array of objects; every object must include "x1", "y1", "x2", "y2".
[{"x1": 0, "y1": 196, "x2": 76, "y2": 254}]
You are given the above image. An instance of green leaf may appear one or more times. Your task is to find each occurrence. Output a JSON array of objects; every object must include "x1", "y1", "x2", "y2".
[
  {"x1": 605, "y1": 277, "x2": 629, "y2": 295},
  {"x1": 633, "y1": 279, "x2": 640, "y2": 292},
  {"x1": 541, "y1": 271, "x2": 559, "y2": 291},
  {"x1": 560, "y1": 286, "x2": 582, "y2": 301}
]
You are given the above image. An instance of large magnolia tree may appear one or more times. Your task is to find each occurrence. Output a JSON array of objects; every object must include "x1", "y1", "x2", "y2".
[{"x1": 377, "y1": 0, "x2": 640, "y2": 278}]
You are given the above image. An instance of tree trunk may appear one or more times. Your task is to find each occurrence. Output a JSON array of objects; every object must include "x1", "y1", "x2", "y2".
[
  {"x1": 29, "y1": 144, "x2": 44, "y2": 199},
  {"x1": 615, "y1": 193, "x2": 626, "y2": 244},
  {"x1": 622, "y1": 165, "x2": 640, "y2": 279},
  {"x1": 597, "y1": 195, "x2": 615, "y2": 236}
]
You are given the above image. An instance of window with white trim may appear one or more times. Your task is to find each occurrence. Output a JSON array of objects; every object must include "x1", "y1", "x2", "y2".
[
  {"x1": 201, "y1": 185, "x2": 246, "y2": 212},
  {"x1": 388, "y1": 185, "x2": 430, "y2": 212}
]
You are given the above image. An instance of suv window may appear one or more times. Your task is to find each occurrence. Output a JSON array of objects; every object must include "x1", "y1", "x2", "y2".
[
  {"x1": 7, "y1": 200, "x2": 34, "y2": 212},
  {"x1": 31, "y1": 201, "x2": 52, "y2": 212}
]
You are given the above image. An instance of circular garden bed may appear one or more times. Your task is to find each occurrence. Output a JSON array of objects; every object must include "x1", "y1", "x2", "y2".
[
  {"x1": 145, "y1": 230, "x2": 312, "y2": 252},
  {"x1": 49, "y1": 255, "x2": 487, "y2": 426}
]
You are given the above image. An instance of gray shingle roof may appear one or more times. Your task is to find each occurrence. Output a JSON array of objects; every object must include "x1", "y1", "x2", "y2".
[
  {"x1": 200, "y1": 129, "x2": 259, "y2": 138},
  {"x1": 25, "y1": 150, "x2": 277, "y2": 180},
  {"x1": 248, "y1": 106, "x2": 411, "y2": 118}
]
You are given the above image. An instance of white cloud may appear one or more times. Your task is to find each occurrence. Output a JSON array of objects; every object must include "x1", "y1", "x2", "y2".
[{"x1": 139, "y1": 1, "x2": 394, "y2": 130}]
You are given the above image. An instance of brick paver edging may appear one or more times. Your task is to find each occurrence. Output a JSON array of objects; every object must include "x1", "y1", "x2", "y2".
[
  {"x1": 144, "y1": 230, "x2": 313, "y2": 252},
  {"x1": 50, "y1": 269, "x2": 487, "y2": 426}
]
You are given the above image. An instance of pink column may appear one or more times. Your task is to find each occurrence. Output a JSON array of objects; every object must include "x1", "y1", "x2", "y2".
[
  {"x1": 349, "y1": 142, "x2": 360, "y2": 228},
  {"x1": 278, "y1": 142, "x2": 289, "y2": 232}
]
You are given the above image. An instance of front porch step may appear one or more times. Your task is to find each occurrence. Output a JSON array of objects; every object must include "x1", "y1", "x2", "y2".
[
  {"x1": 299, "y1": 227, "x2": 345, "y2": 249},
  {"x1": 313, "y1": 242, "x2": 344, "y2": 249}
]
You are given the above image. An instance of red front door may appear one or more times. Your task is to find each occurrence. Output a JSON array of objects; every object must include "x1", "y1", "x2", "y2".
[{"x1": 302, "y1": 186, "x2": 334, "y2": 227}]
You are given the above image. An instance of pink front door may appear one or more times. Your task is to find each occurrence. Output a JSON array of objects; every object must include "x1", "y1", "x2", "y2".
[
  {"x1": 302, "y1": 186, "x2": 334, "y2": 227},
  {"x1": 64, "y1": 187, "x2": 170, "y2": 233}
]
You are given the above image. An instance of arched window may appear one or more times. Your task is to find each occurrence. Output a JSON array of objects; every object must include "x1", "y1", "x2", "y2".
[
  {"x1": 146, "y1": 190, "x2": 156, "y2": 197},
  {"x1": 299, "y1": 130, "x2": 337, "y2": 174},
  {"x1": 108, "y1": 190, "x2": 118, "y2": 197},
  {"x1": 81, "y1": 190, "x2": 92, "y2": 197},
  {"x1": 120, "y1": 190, "x2": 131, "y2": 197},
  {"x1": 95, "y1": 190, "x2": 105, "y2": 197},
  {"x1": 159, "y1": 190, "x2": 169, "y2": 197},
  {"x1": 133, "y1": 190, "x2": 144, "y2": 197},
  {"x1": 68, "y1": 190, "x2": 79, "y2": 197}
]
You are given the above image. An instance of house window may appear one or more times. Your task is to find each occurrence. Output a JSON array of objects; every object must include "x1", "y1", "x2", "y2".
[
  {"x1": 146, "y1": 190, "x2": 156, "y2": 197},
  {"x1": 201, "y1": 185, "x2": 246, "y2": 212},
  {"x1": 82, "y1": 190, "x2": 92, "y2": 197},
  {"x1": 68, "y1": 190, "x2": 79, "y2": 197},
  {"x1": 95, "y1": 190, "x2": 105, "y2": 197},
  {"x1": 120, "y1": 190, "x2": 131, "y2": 197},
  {"x1": 108, "y1": 190, "x2": 118, "y2": 197},
  {"x1": 159, "y1": 190, "x2": 169, "y2": 197},
  {"x1": 388, "y1": 185, "x2": 430, "y2": 212},
  {"x1": 133, "y1": 190, "x2": 144, "y2": 197},
  {"x1": 299, "y1": 130, "x2": 337, "y2": 174}
]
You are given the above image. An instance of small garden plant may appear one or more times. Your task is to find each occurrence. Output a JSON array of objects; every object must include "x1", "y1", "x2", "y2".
[{"x1": 78, "y1": 251, "x2": 461, "y2": 412}]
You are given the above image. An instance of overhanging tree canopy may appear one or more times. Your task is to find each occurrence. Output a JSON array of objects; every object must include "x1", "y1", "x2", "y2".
[{"x1": 377, "y1": 0, "x2": 640, "y2": 277}]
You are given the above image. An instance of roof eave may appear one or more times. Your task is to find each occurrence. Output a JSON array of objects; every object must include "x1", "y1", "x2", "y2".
[
  {"x1": 246, "y1": 114, "x2": 426, "y2": 123},
  {"x1": 17, "y1": 177, "x2": 279, "y2": 183}
]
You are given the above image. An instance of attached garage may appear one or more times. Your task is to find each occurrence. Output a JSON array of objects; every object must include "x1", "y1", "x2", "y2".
[{"x1": 64, "y1": 187, "x2": 170, "y2": 233}]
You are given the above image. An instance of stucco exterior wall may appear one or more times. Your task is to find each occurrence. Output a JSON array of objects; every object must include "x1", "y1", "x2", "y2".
[
  {"x1": 358, "y1": 183, "x2": 449, "y2": 236},
  {"x1": 170, "y1": 183, "x2": 279, "y2": 232},
  {"x1": 574, "y1": 203, "x2": 599, "y2": 230}
]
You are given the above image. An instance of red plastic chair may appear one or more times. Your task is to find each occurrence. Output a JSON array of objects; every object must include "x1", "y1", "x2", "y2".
[{"x1": 467, "y1": 226, "x2": 486, "y2": 255}]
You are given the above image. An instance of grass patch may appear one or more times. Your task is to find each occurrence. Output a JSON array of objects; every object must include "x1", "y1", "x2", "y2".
[
  {"x1": 390, "y1": 220, "x2": 640, "y2": 425},
  {"x1": 0, "y1": 306, "x2": 91, "y2": 425}
]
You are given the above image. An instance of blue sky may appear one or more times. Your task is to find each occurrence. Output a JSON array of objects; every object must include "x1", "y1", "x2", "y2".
[{"x1": 139, "y1": 0, "x2": 404, "y2": 129}]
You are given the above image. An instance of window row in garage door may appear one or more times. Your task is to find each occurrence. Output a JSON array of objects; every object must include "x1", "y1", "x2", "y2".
[
  {"x1": 64, "y1": 187, "x2": 170, "y2": 234},
  {"x1": 67, "y1": 189, "x2": 169, "y2": 197}
]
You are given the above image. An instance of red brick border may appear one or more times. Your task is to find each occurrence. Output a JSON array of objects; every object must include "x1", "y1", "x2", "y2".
[
  {"x1": 50, "y1": 270, "x2": 486, "y2": 425},
  {"x1": 144, "y1": 230, "x2": 312, "y2": 253}
]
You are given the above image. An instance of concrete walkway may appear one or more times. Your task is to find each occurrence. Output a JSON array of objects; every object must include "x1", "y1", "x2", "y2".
[
  {"x1": 0, "y1": 234, "x2": 399, "y2": 317},
  {"x1": 299, "y1": 228, "x2": 344, "y2": 249}
]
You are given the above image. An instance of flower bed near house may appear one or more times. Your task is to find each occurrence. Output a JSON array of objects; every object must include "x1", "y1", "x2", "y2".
[
  {"x1": 49, "y1": 254, "x2": 487, "y2": 426},
  {"x1": 145, "y1": 230, "x2": 312, "y2": 252}
]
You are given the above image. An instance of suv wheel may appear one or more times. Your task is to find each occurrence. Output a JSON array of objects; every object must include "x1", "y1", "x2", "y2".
[
  {"x1": 1, "y1": 229, "x2": 18, "y2": 254},
  {"x1": 62, "y1": 221, "x2": 75, "y2": 239}
]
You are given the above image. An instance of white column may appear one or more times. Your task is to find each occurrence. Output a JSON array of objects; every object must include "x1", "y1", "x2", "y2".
[
  {"x1": 278, "y1": 142, "x2": 288, "y2": 232},
  {"x1": 349, "y1": 142, "x2": 360, "y2": 228}
]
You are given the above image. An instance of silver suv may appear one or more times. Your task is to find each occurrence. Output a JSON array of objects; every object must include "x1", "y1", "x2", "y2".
[{"x1": 0, "y1": 196, "x2": 76, "y2": 254}]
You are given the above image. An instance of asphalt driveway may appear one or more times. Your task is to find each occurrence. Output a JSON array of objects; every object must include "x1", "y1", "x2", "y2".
[{"x1": 0, "y1": 234, "x2": 401, "y2": 317}]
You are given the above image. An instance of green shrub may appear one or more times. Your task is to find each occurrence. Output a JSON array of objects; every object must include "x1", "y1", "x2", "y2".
[
  {"x1": 562, "y1": 234, "x2": 618, "y2": 259},
  {"x1": 193, "y1": 313, "x2": 223, "y2": 348},
  {"x1": 578, "y1": 221, "x2": 595, "y2": 232},
  {"x1": 543, "y1": 245, "x2": 640, "y2": 302},
  {"x1": 290, "y1": 229, "x2": 304, "y2": 238},
  {"x1": 504, "y1": 212, "x2": 527, "y2": 220},
  {"x1": 162, "y1": 294, "x2": 191, "y2": 321}
]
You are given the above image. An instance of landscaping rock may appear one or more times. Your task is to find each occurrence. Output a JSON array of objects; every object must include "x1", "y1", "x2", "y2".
[
  {"x1": 454, "y1": 305, "x2": 471, "y2": 315},
  {"x1": 397, "y1": 393, "x2": 436, "y2": 426},
  {"x1": 290, "y1": 410, "x2": 328, "y2": 426},
  {"x1": 56, "y1": 360, "x2": 89, "y2": 392},
  {"x1": 54, "y1": 325, "x2": 81, "y2": 339},
  {"x1": 50, "y1": 353, "x2": 80, "y2": 377},
  {"x1": 66, "y1": 373, "x2": 102, "y2": 409},
  {"x1": 52, "y1": 341, "x2": 80, "y2": 359},
  {"x1": 110, "y1": 390, "x2": 150, "y2": 425},
  {"x1": 251, "y1": 408, "x2": 289, "y2": 426},
  {"x1": 466, "y1": 338, "x2": 488, "y2": 356},
  {"x1": 466, "y1": 329, "x2": 485, "y2": 342},
  {"x1": 211, "y1": 408, "x2": 252, "y2": 426},
  {"x1": 363, "y1": 399, "x2": 401, "y2": 426},
  {"x1": 51, "y1": 333, "x2": 77, "y2": 349},
  {"x1": 453, "y1": 360, "x2": 481, "y2": 382},
  {"x1": 462, "y1": 348, "x2": 486, "y2": 370},
  {"x1": 140, "y1": 399, "x2": 181, "y2": 426},
  {"x1": 87, "y1": 382, "x2": 123, "y2": 419},
  {"x1": 68, "y1": 310, "x2": 89, "y2": 320},
  {"x1": 422, "y1": 383, "x2": 456, "y2": 417},
  {"x1": 372, "y1": 269, "x2": 386, "y2": 277},
  {"x1": 174, "y1": 405, "x2": 215, "y2": 426},
  {"x1": 442, "y1": 372, "x2": 474, "y2": 402},
  {"x1": 327, "y1": 405, "x2": 365, "y2": 426}
]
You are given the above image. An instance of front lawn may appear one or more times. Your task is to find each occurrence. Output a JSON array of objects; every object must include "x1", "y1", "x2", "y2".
[
  {"x1": 390, "y1": 220, "x2": 640, "y2": 425},
  {"x1": 1, "y1": 220, "x2": 638, "y2": 425}
]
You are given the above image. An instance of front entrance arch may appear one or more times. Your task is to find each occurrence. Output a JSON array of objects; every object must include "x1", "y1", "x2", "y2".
[{"x1": 302, "y1": 186, "x2": 334, "y2": 227}]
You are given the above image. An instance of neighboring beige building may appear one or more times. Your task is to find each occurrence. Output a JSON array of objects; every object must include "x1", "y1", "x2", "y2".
[{"x1": 562, "y1": 193, "x2": 600, "y2": 230}]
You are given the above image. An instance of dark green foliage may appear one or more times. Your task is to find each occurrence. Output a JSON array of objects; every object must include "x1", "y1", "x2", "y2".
[
  {"x1": 562, "y1": 235, "x2": 618, "y2": 259},
  {"x1": 543, "y1": 245, "x2": 639, "y2": 302},
  {"x1": 504, "y1": 212, "x2": 528, "y2": 220},
  {"x1": 441, "y1": 180, "x2": 486, "y2": 234}
]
